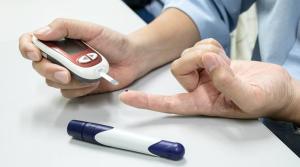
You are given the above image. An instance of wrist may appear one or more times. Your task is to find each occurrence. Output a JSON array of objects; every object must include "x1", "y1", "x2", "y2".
[
  {"x1": 127, "y1": 31, "x2": 160, "y2": 78},
  {"x1": 127, "y1": 8, "x2": 200, "y2": 78}
]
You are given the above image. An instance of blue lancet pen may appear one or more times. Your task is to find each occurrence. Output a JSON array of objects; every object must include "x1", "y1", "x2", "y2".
[{"x1": 67, "y1": 120, "x2": 185, "y2": 161}]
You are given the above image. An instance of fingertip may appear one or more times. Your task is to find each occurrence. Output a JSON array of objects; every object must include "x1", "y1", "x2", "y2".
[
  {"x1": 119, "y1": 90, "x2": 147, "y2": 108},
  {"x1": 119, "y1": 90, "x2": 134, "y2": 102},
  {"x1": 119, "y1": 91, "x2": 127, "y2": 102},
  {"x1": 32, "y1": 58, "x2": 71, "y2": 84},
  {"x1": 53, "y1": 70, "x2": 71, "y2": 84},
  {"x1": 19, "y1": 33, "x2": 42, "y2": 61}
]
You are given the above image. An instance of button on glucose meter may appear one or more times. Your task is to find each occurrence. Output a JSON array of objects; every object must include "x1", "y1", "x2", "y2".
[
  {"x1": 32, "y1": 36, "x2": 118, "y2": 85},
  {"x1": 87, "y1": 53, "x2": 98, "y2": 60},
  {"x1": 78, "y1": 56, "x2": 91, "y2": 64}
]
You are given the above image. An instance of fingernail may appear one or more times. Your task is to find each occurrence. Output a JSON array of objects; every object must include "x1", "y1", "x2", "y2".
[
  {"x1": 26, "y1": 52, "x2": 39, "y2": 61},
  {"x1": 34, "y1": 26, "x2": 51, "y2": 35},
  {"x1": 54, "y1": 71, "x2": 68, "y2": 84},
  {"x1": 203, "y1": 55, "x2": 219, "y2": 72}
]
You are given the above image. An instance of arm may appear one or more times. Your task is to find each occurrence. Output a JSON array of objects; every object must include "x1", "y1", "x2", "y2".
[
  {"x1": 18, "y1": 0, "x2": 255, "y2": 98},
  {"x1": 128, "y1": 8, "x2": 200, "y2": 78},
  {"x1": 128, "y1": 0, "x2": 257, "y2": 78},
  {"x1": 18, "y1": 9, "x2": 200, "y2": 98},
  {"x1": 162, "y1": 0, "x2": 256, "y2": 53}
]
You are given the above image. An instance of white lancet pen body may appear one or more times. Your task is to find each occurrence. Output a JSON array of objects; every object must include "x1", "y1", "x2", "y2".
[{"x1": 67, "y1": 120, "x2": 185, "y2": 161}]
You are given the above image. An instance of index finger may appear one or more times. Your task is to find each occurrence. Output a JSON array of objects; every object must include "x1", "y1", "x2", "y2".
[
  {"x1": 33, "y1": 18, "x2": 104, "y2": 42},
  {"x1": 119, "y1": 90, "x2": 200, "y2": 115},
  {"x1": 19, "y1": 33, "x2": 42, "y2": 61}
]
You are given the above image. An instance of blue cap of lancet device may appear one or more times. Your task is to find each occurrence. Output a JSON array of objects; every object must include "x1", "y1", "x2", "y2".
[
  {"x1": 148, "y1": 140, "x2": 185, "y2": 161},
  {"x1": 67, "y1": 120, "x2": 113, "y2": 144}
]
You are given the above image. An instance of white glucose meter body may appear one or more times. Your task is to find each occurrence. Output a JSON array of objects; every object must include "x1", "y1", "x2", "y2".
[{"x1": 32, "y1": 36, "x2": 118, "y2": 84}]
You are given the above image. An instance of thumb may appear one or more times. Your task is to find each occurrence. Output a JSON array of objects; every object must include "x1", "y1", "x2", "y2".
[
  {"x1": 33, "y1": 18, "x2": 103, "y2": 41},
  {"x1": 202, "y1": 53, "x2": 255, "y2": 111}
]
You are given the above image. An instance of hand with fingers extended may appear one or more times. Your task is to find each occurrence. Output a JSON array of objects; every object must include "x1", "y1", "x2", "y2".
[
  {"x1": 120, "y1": 38, "x2": 300, "y2": 123},
  {"x1": 19, "y1": 18, "x2": 149, "y2": 98}
]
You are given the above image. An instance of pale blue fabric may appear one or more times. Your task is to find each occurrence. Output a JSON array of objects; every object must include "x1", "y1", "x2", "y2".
[{"x1": 164, "y1": 0, "x2": 300, "y2": 80}]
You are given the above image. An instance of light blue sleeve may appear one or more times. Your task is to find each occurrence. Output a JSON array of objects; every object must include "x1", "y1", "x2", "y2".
[{"x1": 164, "y1": 0, "x2": 256, "y2": 54}]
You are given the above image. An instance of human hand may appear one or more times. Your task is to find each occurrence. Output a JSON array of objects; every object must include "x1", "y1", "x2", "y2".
[
  {"x1": 120, "y1": 39, "x2": 297, "y2": 121},
  {"x1": 19, "y1": 18, "x2": 148, "y2": 98}
]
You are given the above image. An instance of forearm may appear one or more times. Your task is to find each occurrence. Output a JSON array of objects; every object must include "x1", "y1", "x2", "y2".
[{"x1": 128, "y1": 8, "x2": 200, "y2": 77}]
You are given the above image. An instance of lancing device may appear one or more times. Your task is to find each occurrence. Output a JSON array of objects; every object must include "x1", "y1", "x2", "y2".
[
  {"x1": 67, "y1": 120, "x2": 185, "y2": 161},
  {"x1": 32, "y1": 36, "x2": 118, "y2": 84}
]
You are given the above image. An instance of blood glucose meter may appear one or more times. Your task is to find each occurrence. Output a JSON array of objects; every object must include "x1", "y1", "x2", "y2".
[{"x1": 32, "y1": 36, "x2": 118, "y2": 85}]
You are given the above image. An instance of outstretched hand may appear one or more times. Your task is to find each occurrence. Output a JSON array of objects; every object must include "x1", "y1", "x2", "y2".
[{"x1": 120, "y1": 39, "x2": 295, "y2": 120}]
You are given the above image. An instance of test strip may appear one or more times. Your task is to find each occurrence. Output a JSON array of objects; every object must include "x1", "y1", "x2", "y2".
[
  {"x1": 100, "y1": 73, "x2": 119, "y2": 85},
  {"x1": 67, "y1": 120, "x2": 185, "y2": 161}
]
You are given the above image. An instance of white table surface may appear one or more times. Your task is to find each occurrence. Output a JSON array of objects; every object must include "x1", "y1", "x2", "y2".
[{"x1": 0, "y1": 0, "x2": 299, "y2": 166}]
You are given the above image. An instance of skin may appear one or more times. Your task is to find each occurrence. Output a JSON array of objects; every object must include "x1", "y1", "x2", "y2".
[
  {"x1": 120, "y1": 39, "x2": 300, "y2": 124},
  {"x1": 19, "y1": 9, "x2": 300, "y2": 124},
  {"x1": 19, "y1": 9, "x2": 198, "y2": 98}
]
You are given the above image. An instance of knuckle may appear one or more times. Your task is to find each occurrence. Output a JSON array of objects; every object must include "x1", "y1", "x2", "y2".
[
  {"x1": 194, "y1": 41, "x2": 202, "y2": 47},
  {"x1": 51, "y1": 18, "x2": 69, "y2": 29},
  {"x1": 52, "y1": 18, "x2": 66, "y2": 24},
  {"x1": 205, "y1": 44, "x2": 216, "y2": 51},
  {"x1": 18, "y1": 33, "x2": 27, "y2": 43},
  {"x1": 196, "y1": 38, "x2": 223, "y2": 49},
  {"x1": 206, "y1": 38, "x2": 218, "y2": 44},
  {"x1": 206, "y1": 38, "x2": 217, "y2": 42},
  {"x1": 205, "y1": 38, "x2": 222, "y2": 48},
  {"x1": 170, "y1": 60, "x2": 180, "y2": 75},
  {"x1": 19, "y1": 39, "x2": 28, "y2": 52},
  {"x1": 181, "y1": 48, "x2": 191, "y2": 57}
]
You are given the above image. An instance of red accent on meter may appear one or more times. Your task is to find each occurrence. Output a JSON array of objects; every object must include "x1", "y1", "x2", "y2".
[{"x1": 43, "y1": 39, "x2": 102, "y2": 68}]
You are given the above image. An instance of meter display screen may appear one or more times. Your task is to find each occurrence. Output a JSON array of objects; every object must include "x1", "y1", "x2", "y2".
[{"x1": 51, "y1": 38, "x2": 87, "y2": 55}]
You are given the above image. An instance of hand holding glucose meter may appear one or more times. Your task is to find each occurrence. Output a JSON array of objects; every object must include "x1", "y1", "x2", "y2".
[{"x1": 32, "y1": 36, "x2": 118, "y2": 85}]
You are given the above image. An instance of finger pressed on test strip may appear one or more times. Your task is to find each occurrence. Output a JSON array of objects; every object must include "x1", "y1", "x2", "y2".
[{"x1": 67, "y1": 120, "x2": 185, "y2": 161}]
